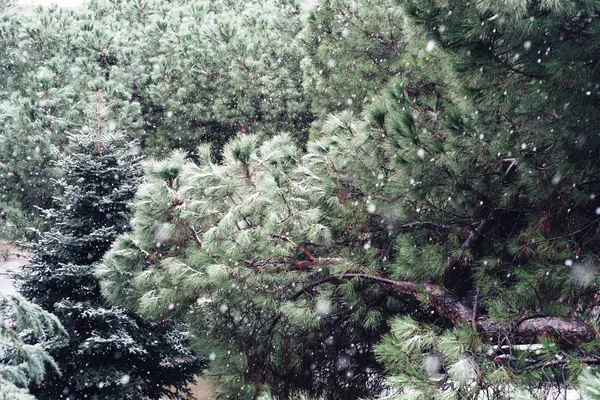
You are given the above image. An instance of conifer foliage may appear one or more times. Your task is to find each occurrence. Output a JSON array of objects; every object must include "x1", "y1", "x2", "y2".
[
  {"x1": 98, "y1": 1, "x2": 600, "y2": 399},
  {"x1": 300, "y1": 0, "x2": 404, "y2": 121},
  {"x1": 0, "y1": 295, "x2": 66, "y2": 400},
  {"x1": 0, "y1": 0, "x2": 313, "y2": 238},
  {"x1": 17, "y1": 100, "x2": 204, "y2": 399}
]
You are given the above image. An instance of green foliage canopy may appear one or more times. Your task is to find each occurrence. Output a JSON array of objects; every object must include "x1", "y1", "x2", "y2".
[{"x1": 98, "y1": 0, "x2": 600, "y2": 399}]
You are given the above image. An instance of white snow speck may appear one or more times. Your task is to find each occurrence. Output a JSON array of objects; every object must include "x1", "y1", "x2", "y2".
[
  {"x1": 565, "y1": 259, "x2": 573, "y2": 267},
  {"x1": 571, "y1": 262, "x2": 597, "y2": 287},
  {"x1": 523, "y1": 41, "x2": 532, "y2": 50},
  {"x1": 316, "y1": 299, "x2": 331, "y2": 316},
  {"x1": 120, "y1": 374, "x2": 131, "y2": 385},
  {"x1": 367, "y1": 203, "x2": 376, "y2": 213},
  {"x1": 424, "y1": 354, "x2": 443, "y2": 376},
  {"x1": 426, "y1": 40, "x2": 435, "y2": 52},
  {"x1": 417, "y1": 148, "x2": 426, "y2": 159}
]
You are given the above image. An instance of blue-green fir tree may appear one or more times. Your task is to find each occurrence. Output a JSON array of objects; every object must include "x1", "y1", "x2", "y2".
[{"x1": 17, "y1": 100, "x2": 204, "y2": 399}]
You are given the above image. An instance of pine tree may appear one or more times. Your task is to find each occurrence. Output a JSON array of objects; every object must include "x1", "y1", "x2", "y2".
[
  {"x1": 97, "y1": 135, "x2": 393, "y2": 399},
  {"x1": 93, "y1": 0, "x2": 313, "y2": 156},
  {"x1": 300, "y1": 0, "x2": 404, "y2": 124},
  {"x1": 0, "y1": 295, "x2": 67, "y2": 400},
  {"x1": 17, "y1": 99, "x2": 204, "y2": 399},
  {"x1": 1, "y1": 0, "x2": 313, "y2": 239},
  {"x1": 98, "y1": 0, "x2": 600, "y2": 398}
]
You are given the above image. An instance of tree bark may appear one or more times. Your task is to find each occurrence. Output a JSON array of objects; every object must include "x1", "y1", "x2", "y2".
[{"x1": 297, "y1": 271, "x2": 597, "y2": 345}]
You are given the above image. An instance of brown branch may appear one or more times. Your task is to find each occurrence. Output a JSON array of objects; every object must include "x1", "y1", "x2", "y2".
[
  {"x1": 294, "y1": 271, "x2": 596, "y2": 345},
  {"x1": 442, "y1": 210, "x2": 501, "y2": 286},
  {"x1": 95, "y1": 92, "x2": 102, "y2": 154},
  {"x1": 288, "y1": 258, "x2": 338, "y2": 272},
  {"x1": 271, "y1": 234, "x2": 316, "y2": 261},
  {"x1": 398, "y1": 221, "x2": 451, "y2": 231},
  {"x1": 362, "y1": 29, "x2": 402, "y2": 56},
  {"x1": 191, "y1": 229, "x2": 202, "y2": 247},
  {"x1": 243, "y1": 163, "x2": 256, "y2": 189},
  {"x1": 332, "y1": 7, "x2": 403, "y2": 57},
  {"x1": 292, "y1": 276, "x2": 340, "y2": 300}
]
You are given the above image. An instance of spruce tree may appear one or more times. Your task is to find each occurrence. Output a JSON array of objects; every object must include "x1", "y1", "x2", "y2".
[{"x1": 17, "y1": 100, "x2": 204, "y2": 399}]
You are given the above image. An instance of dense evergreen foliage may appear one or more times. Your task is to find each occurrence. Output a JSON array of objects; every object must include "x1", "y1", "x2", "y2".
[
  {"x1": 2, "y1": 0, "x2": 600, "y2": 398},
  {"x1": 97, "y1": 1, "x2": 600, "y2": 399},
  {"x1": 300, "y1": 0, "x2": 404, "y2": 123},
  {"x1": 0, "y1": 0, "x2": 312, "y2": 237},
  {"x1": 0, "y1": 295, "x2": 66, "y2": 400},
  {"x1": 16, "y1": 102, "x2": 204, "y2": 399}
]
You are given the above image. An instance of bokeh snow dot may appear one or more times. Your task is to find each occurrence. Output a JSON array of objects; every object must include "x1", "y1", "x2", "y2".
[
  {"x1": 316, "y1": 299, "x2": 331, "y2": 316},
  {"x1": 426, "y1": 40, "x2": 435, "y2": 52},
  {"x1": 424, "y1": 354, "x2": 443, "y2": 376},
  {"x1": 120, "y1": 374, "x2": 131, "y2": 385}
]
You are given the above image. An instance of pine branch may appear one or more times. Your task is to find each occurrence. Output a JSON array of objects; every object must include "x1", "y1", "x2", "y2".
[
  {"x1": 398, "y1": 221, "x2": 451, "y2": 231},
  {"x1": 526, "y1": 357, "x2": 600, "y2": 371},
  {"x1": 333, "y1": 7, "x2": 403, "y2": 57},
  {"x1": 442, "y1": 209, "x2": 502, "y2": 285},
  {"x1": 294, "y1": 272, "x2": 596, "y2": 345},
  {"x1": 271, "y1": 234, "x2": 316, "y2": 261}
]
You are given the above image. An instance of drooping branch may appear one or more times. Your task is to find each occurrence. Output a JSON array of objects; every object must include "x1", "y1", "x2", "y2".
[{"x1": 293, "y1": 270, "x2": 597, "y2": 345}]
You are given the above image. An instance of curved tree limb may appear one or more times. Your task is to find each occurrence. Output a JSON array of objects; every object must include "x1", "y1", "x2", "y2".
[{"x1": 294, "y1": 271, "x2": 597, "y2": 345}]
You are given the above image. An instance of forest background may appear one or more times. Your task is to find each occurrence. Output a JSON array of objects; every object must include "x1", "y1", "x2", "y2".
[{"x1": 2, "y1": 0, "x2": 600, "y2": 399}]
